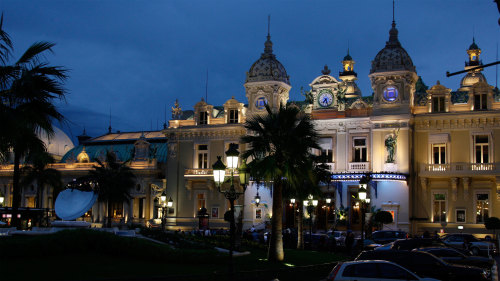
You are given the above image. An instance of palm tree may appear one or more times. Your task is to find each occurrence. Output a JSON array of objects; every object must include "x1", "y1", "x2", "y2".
[
  {"x1": 90, "y1": 151, "x2": 135, "y2": 228},
  {"x1": 289, "y1": 159, "x2": 330, "y2": 250},
  {"x1": 0, "y1": 17, "x2": 68, "y2": 228},
  {"x1": 20, "y1": 150, "x2": 62, "y2": 209},
  {"x1": 241, "y1": 104, "x2": 319, "y2": 262}
]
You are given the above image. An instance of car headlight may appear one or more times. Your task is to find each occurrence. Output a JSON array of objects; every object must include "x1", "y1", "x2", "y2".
[{"x1": 482, "y1": 269, "x2": 488, "y2": 279}]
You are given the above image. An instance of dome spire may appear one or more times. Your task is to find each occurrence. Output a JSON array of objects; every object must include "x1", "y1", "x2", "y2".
[
  {"x1": 264, "y1": 15, "x2": 273, "y2": 55},
  {"x1": 388, "y1": 0, "x2": 400, "y2": 45}
]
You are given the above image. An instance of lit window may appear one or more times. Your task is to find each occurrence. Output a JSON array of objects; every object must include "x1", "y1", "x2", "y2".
[
  {"x1": 112, "y1": 202, "x2": 123, "y2": 218},
  {"x1": 432, "y1": 143, "x2": 446, "y2": 164},
  {"x1": 353, "y1": 138, "x2": 367, "y2": 162},
  {"x1": 432, "y1": 96, "x2": 445, "y2": 112},
  {"x1": 255, "y1": 97, "x2": 267, "y2": 110},
  {"x1": 199, "y1": 111, "x2": 208, "y2": 125},
  {"x1": 433, "y1": 193, "x2": 446, "y2": 223},
  {"x1": 383, "y1": 86, "x2": 398, "y2": 102},
  {"x1": 476, "y1": 193, "x2": 489, "y2": 223},
  {"x1": 197, "y1": 193, "x2": 205, "y2": 210},
  {"x1": 474, "y1": 135, "x2": 489, "y2": 164},
  {"x1": 474, "y1": 93, "x2": 487, "y2": 111},
  {"x1": 229, "y1": 109, "x2": 238, "y2": 124},
  {"x1": 197, "y1": 144, "x2": 208, "y2": 169}
]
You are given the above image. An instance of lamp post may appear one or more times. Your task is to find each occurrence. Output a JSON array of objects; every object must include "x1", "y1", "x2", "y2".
[
  {"x1": 290, "y1": 198, "x2": 296, "y2": 228},
  {"x1": 358, "y1": 174, "x2": 371, "y2": 251},
  {"x1": 325, "y1": 195, "x2": 332, "y2": 231},
  {"x1": 212, "y1": 143, "x2": 246, "y2": 277},
  {"x1": 0, "y1": 190, "x2": 4, "y2": 207},
  {"x1": 305, "y1": 194, "x2": 318, "y2": 249}
]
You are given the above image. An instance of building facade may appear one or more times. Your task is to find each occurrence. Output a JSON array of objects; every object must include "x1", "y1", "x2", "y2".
[{"x1": 1, "y1": 18, "x2": 499, "y2": 236}]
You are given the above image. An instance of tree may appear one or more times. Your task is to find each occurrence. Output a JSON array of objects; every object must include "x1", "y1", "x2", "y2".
[
  {"x1": 90, "y1": 151, "x2": 135, "y2": 228},
  {"x1": 0, "y1": 17, "x2": 68, "y2": 228},
  {"x1": 484, "y1": 217, "x2": 500, "y2": 239},
  {"x1": 20, "y1": 150, "x2": 62, "y2": 209},
  {"x1": 288, "y1": 160, "x2": 330, "y2": 250},
  {"x1": 374, "y1": 210, "x2": 393, "y2": 230},
  {"x1": 241, "y1": 103, "x2": 319, "y2": 262}
]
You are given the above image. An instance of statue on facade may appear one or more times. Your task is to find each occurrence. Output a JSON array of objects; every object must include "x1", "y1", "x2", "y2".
[
  {"x1": 171, "y1": 99, "x2": 182, "y2": 120},
  {"x1": 385, "y1": 128, "x2": 400, "y2": 163}
]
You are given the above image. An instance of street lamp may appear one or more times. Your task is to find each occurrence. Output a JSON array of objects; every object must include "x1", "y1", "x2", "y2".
[
  {"x1": 325, "y1": 195, "x2": 332, "y2": 231},
  {"x1": 290, "y1": 198, "x2": 296, "y2": 228},
  {"x1": 306, "y1": 194, "x2": 318, "y2": 249},
  {"x1": 358, "y1": 174, "x2": 371, "y2": 251},
  {"x1": 212, "y1": 143, "x2": 246, "y2": 277},
  {"x1": 0, "y1": 190, "x2": 4, "y2": 207},
  {"x1": 160, "y1": 190, "x2": 173, "y2": 231}
]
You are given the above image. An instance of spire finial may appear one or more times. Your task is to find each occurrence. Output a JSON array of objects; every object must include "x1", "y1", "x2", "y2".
[
  {"x1": 392, "y1": 0, "x2": 395, "y2": 24},
  {"x1": 267, "y1": 14, "x2": 271, "y2": 38},
  {"x1": 108, "y1": 107, "x2": 112, "y2": 133},
  {"x1": 347, "y1": 40, "x2": 350, "y2": 55},
  {"x1": 263, "y1": 15, "x2": 273, "y2": 55}
]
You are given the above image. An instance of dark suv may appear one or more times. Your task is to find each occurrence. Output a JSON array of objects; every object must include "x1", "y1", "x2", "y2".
[
  {"x1": 370, "y1": 230, "x2": 407, "y2": 244},
  {"x1": 356, "y1": 250, "x2": 489, "y2": 281}
]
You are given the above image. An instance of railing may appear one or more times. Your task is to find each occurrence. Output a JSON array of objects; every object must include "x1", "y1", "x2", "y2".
[
  {"x1": 348, "y1": 162, "x2": 370, "y2": 172},
  {"x1": 185, "y1": 168, "x2": 213, "y2": 176},
  {"x1": 421, "y1": 162, "x2": 500, "y2": 175}
]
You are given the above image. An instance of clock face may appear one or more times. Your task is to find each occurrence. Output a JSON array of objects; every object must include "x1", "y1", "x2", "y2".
[
  {"x1": 255, "y1": 96, "x2": 268, "y2": 110},
  {"x1": 318, "y1": 90, "x2": 333, "y2": 107},
  {"x1": 383, "y1": 86, "x2": 398, "y2": 102}
]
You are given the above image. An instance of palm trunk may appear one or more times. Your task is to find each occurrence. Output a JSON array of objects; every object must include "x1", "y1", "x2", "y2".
[
  {"x1": 11, "y1": 150, "x2": 22, "y2": 228},
  {"x1": 268, "y1": 179, "x2": 284, "y2": 262},
  {"x1": 107, "y1": 201, "x2": 112, "y2": 228},
  {"x1": 36, "y1": 179, "x2": 43, "y2": 209},
  {"x1": 297, "y1": 201, "x2": 304, "y2": 250}
]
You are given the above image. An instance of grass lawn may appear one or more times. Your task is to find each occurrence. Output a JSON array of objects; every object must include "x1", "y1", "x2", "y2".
[{"x1": 0, "y1": 229, "x2": 346, "y2": 281}]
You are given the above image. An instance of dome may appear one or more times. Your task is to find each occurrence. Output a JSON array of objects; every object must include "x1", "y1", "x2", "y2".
[
  {"x1": 370, "y1": 22, "x2": 415, "y2": 74},
  {"x1": 468, "y1": 38, "x2": 479, "y2": 50},
  {"x1": 246, "y1": 34, "x2": 290, "y2": 85},
  {"x1": 460, "y1": 71, "x2": 487, "y2": 88},
  {"x1": 38, "y1": 126, "x2": 75, "y2": 158},
  {"x1": 343, "y1": 54, "x2": 352, "y2": 61}
]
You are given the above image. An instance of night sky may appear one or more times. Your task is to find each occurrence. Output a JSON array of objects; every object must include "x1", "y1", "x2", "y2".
[{"x1": 2, "y1": 1, "x2": 499, "y2": 144}]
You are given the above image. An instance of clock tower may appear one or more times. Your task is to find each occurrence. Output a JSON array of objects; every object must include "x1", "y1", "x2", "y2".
[
  {"x1": 369, "y1": 19, "x2": 417, "y2": 115},
  {"x1": 245, "y1": 29, "x2": 290, "y2": 118}
]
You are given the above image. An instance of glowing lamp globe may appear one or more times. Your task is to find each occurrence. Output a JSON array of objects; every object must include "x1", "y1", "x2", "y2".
[{"x1": 212, "y1": 156, "x2": 227, "y2": 185}]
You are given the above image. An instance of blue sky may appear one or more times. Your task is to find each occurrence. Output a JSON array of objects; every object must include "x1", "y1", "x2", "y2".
[{"x1": 1, "y1": 1, "x2": 499, "y2": 144}]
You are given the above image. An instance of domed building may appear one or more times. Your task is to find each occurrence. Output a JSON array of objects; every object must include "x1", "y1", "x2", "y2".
[
  {"x1": 245, "y1": 31, "x2": 291, "y2": 118},
  {"x1": 37, "y1": 126, "x2": 75, "y2": 161}
]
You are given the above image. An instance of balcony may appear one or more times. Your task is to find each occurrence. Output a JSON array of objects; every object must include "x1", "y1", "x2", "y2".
[
  {"x1": 348, "y1": 162, "x2": 370, "y2": 172},
  {"x1": 184, "y1": 168, "x2": 213, "y2": 177},
  {"x1": 420, "y1": 162, "x2": 500, "y2": 177}
]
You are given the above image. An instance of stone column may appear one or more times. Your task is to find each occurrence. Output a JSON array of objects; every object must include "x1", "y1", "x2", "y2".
[
  {"x1": 462, "y1": 177, "x2": 470, "y2": 199},
  {"x1": 420, "y1": 177, "x2": 427, "y2": 201},
  {"x1": 451, "y1": 178, "x2": 458, "y2": 201},
  {"x1": 496, "y1": 177, "x2": 500, "y2": 200}
]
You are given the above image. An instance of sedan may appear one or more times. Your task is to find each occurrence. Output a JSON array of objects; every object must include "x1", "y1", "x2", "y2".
[
  {"x1": 415, "y1": 247, "x2": 494, "y2": 279},
  {"x1": 327, "y1": 260, "x2": 440, "y2": 281}
]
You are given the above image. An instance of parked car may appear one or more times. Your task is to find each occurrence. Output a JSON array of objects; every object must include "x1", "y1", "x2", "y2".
[
  {"x1": 326, "y1": 260, "x2": 441, "y2": 281},
  {"x1": 353, "y1": 238, "x2": 382, "y2": 251},
  {"x1": 391, "y1": 238, "x2": 449, "y2": 251},
  {"x1": 356, "y1": 250, "x2": 489, "y2": 281},
  {"x1": 327, "y1": 230, "x2": 346, "y2": 247},
  {"x1": 441, "y1": 233, "x2": 497, "y2": 256},
  {"x1": 370, "y1": 230, "x2": 407, "y2": 244},
  {"x1": 415, "y1": 247, "x2": 494, "y2": 279}
]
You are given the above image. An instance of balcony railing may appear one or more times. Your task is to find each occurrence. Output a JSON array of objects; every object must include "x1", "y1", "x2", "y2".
[
  {"x1": 421, "y1": 162, "x2": 500, "y2": 176},
  {"x1": 348, "y1": 162, "x2": 370, "y2": 172},
  {"x1": 185, "y1": 168, "x2": 213, "y2": 176}
]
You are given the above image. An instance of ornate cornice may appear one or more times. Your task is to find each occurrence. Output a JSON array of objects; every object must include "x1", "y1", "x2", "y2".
[
  {"x1": 414, "y1": 112, "x2": 500, "y2": 130},
  {"x1": 166, "y1": 124, "x2": 246, "y2": 141}
]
